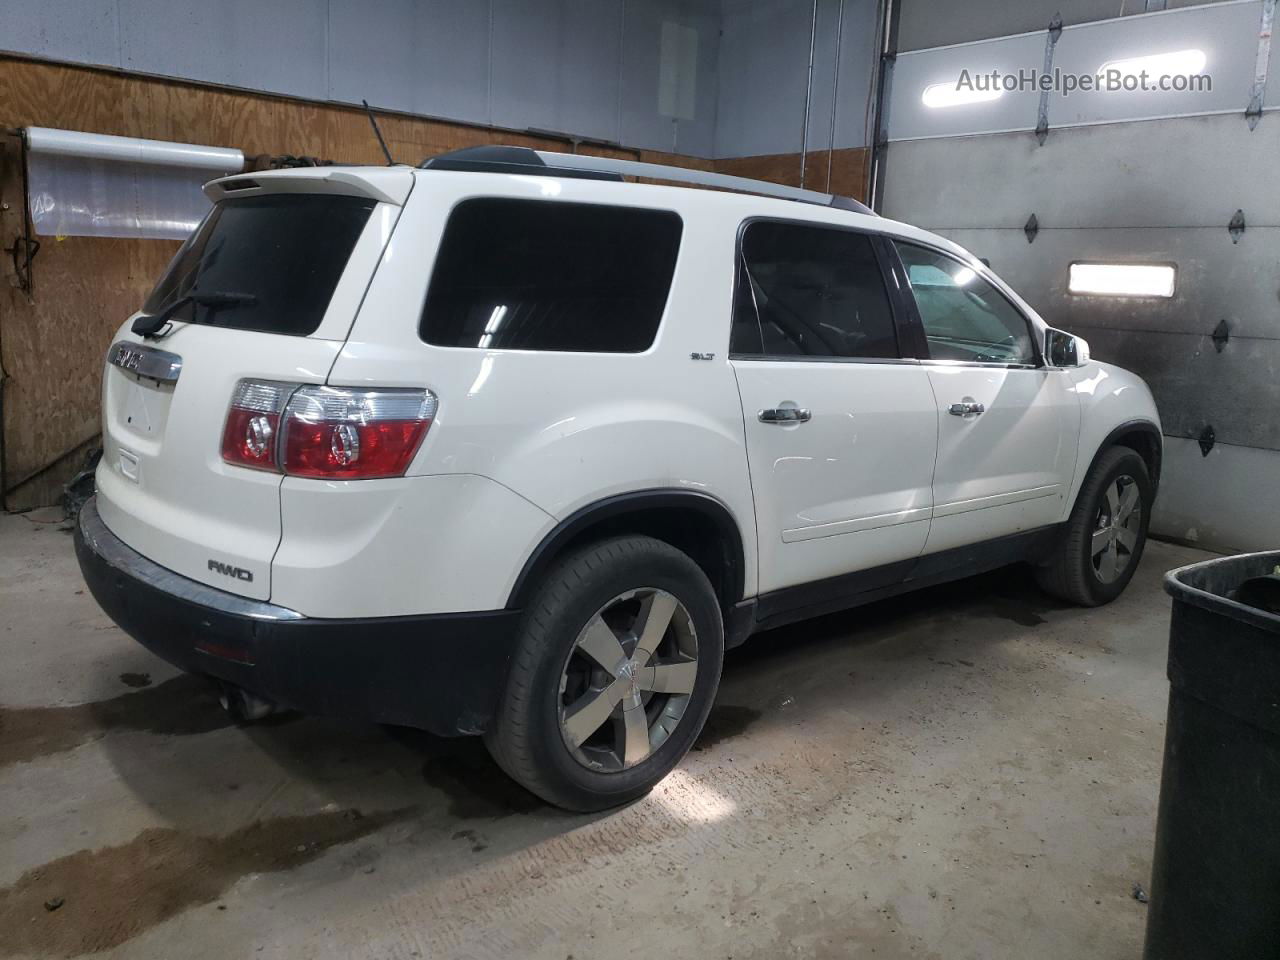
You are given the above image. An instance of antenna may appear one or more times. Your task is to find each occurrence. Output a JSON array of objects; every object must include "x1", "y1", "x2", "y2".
[{"x1": 361, "y1": 99, "x2": 394, "y2": 166}]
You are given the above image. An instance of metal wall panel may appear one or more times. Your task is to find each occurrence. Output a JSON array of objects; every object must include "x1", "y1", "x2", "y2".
[
  {"x1": 897, "y1": 0, "x2": 1240, "y2": 53},
  {"x1": 327, "y1": 0, "x2": 492, "y2": 124},
  {"x1": 880, "y1": 114, "x2": 1280, "y2": 230},
  {"x1": 832, "y1": 0, "x2": 880, "y2": 149},
  {"x1": 716, "y1": 0, "x2": 813, "y2": 157},
  {"x1": 806, "y1": 0, "x2": 880, "y2": 152},
  {"x1": 1269, "y1": 4, "x2": 1280, "y2": 108},
  {"x1": 118, "y1": 0, "x2": 329, "y2": 100},
  {"x1": 489, "y1": 0, "x2": 623, "y2": 142},
  {"x1": 1, "y1": 0, "x2": 729, "y2": 157},
  {"x1": 716, "y1": 0, "x2": 878, "y2": 158},
  {"x1": 888, "y1": 1, "x2": 1269, "y2": 142},
  {"x1": 0, "y1": 0, "x2": 120, "y2": 66},
  {"x1": 799, "y1": 0, "x2": 844, "y2": 157},
  {"x1": 619, "y1": 0, "x2": 720, "y2": 156},
  {"x1": 1152, "y1": 438, "x2": 1280, "y2": 550}
]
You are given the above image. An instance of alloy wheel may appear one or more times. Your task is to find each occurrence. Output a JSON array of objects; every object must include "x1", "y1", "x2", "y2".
[
  {"x1": 557, "y1": 588, "x2": 699, "y2": 772},
  {"x1": 1092, "y1": 474, "x2": 1142, "y2": 584}
]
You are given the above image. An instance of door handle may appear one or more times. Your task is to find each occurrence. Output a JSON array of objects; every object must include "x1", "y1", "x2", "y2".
[
  {"x1": 759, "y1": 407, "x2": 812, "y2": 424},
  {"x1": 948, "y1": 401, "x2": 986, "y2": 417}
]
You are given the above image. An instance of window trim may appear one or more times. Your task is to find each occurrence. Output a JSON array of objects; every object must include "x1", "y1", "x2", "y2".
[
  {"x1": 418, "y1": 195, "x2": 685, "y2": 355},
  {"x1": 888, "y1": 239, "x2": 1046, "y2": 370},
  {"x1": 727, "y1": 216, "x2": 915, "y2": 365}
]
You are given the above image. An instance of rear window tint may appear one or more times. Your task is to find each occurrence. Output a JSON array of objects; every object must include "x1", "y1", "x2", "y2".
[
  {"x1": 420, "y1": 198, "x2": 682, "y2": 352},
  {"x1": 142, "y1": 194, "x2": 376, "y2": 336},
  {"x1": 732, "y1": 220, "x2": 899, "y2": 360}
]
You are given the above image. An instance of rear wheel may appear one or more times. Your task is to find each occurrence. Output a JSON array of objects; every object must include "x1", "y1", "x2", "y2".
[
  {"x1": 1037, "y1": 446, "x2": 1151, "y2": 606},
  {"x1": 485, "y1": 535, "x2": 723, "y2": 811}
]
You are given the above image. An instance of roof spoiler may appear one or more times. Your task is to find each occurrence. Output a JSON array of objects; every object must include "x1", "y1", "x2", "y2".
[{"x1": 204, "y1": 167, "x2": 414, "y2": 205}]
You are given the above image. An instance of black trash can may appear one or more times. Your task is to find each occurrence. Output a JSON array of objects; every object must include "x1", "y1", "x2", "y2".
[{"x1": 1144, "y1": 551, "x2": 1280, "y2": 960}]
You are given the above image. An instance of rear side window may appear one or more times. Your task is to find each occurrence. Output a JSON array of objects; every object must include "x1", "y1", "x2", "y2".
[
  {"x1": 420, "y1": 198, "x2": 682, "y2": 352},
  {"x1": 732, "y1": 220, "x2": 899, "y2": 360},
  {"x1": 143, "y1": 194, "x2": 377, "y2": 336}
]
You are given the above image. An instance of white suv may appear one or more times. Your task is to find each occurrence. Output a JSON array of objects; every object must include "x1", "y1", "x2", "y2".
[{"x1": 76, "y1": 146, "x2": 1161, "y2": 811}]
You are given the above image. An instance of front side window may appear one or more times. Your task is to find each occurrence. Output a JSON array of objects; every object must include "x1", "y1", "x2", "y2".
[
  {"x1": 894, "y1": 242, "x2": 1037, "y2": 365},
  {"x1": 420, "y1": 199, "x2": 682, "y2": 353},
  {"x1": 731, "y1": 221, "x2": 899, "y2": 360}
]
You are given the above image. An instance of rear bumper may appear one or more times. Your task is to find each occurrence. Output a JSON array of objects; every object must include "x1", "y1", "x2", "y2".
[{"x1": 74, "y1": 497, "x2": 520, "y2": 735}]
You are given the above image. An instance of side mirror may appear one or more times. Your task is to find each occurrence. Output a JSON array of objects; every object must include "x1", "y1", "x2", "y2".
[{"x1": 1045, "y1": 327, "x2": 1089, "y2": 367}]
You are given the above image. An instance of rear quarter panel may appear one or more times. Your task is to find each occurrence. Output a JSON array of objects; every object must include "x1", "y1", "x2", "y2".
[{"x1": 317, "y1": 172, "x2": 760, "y2": 608}]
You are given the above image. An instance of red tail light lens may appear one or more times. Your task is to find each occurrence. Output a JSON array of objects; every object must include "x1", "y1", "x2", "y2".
[
  {"x1": 281, "y1": 385, "x2": 436, "y2": 479},
  {"x1": 220, "y1": 380, "x2": 294, "y2": 471},
  {"x1": 221, "y1": 381, "x2": 437, "y2": 479}
]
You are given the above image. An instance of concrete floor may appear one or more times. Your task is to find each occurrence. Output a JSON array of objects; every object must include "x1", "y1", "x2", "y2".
[{"x1": 0, "y1": 507, "x2": 1209, "y2": 960}]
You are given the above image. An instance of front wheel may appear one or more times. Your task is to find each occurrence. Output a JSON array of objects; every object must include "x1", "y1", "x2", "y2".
[
  {"x1": 1037, "y1": 445, "x2": 1152, "y2": 606},
  {"x1": 485, "y1": 535, "x2": 724, "y2": 812}
]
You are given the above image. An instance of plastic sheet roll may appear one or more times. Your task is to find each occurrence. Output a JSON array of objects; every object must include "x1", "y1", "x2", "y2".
[{"x1": 25, "y1": 127, "x2": 244, "y2": 240}]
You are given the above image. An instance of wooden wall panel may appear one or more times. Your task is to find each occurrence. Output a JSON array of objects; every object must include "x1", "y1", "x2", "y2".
[
  {"x1": 0, "y1": 54, "x2": 865, "y2": 509},
  {"x1": 716, "y1": 147, "x2": 870, "y2": 202},
  {"x1": 0, "y1": 55, "x2": 720, "y2": 509}
]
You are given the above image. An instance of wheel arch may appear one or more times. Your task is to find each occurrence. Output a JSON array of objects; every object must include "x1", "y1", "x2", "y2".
[
  {"x1": 507, "y1": 489, "x2": 747, "y2": 617},
  {"x1": 1085, "y1": 419, "x2": 1163, "y2": 498}
]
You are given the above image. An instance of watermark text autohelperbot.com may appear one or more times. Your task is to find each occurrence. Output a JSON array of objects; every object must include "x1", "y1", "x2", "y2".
[{"x1": 952, "y1": 66, "x2": 1212, "y2": 98}]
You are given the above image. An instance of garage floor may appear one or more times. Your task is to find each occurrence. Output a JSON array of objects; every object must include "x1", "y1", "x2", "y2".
[{"x1": 1, "y1": 508, "x2": 1208, "y2": 959}]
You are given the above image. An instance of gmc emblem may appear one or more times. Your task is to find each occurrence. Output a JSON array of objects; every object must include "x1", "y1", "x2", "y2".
[{"x1": 208, "y1": 559, "x2": 254, "y2": 582}]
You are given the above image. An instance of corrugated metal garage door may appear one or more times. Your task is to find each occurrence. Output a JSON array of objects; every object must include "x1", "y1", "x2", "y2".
[{"x1": 880, "y1": 0, "x2": 1280, "y2": 552}]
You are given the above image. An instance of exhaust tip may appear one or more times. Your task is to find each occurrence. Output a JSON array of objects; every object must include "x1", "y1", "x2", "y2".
[{"x1": 217, "y1": 683, "x2": 279, "y2": 723}]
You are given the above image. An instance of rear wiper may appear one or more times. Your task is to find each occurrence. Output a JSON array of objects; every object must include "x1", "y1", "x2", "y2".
[{"x1": 132, "y1": 292, "x2": 257, "y2": 338}]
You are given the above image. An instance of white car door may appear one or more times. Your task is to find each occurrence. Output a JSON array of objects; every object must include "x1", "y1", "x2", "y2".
[
  {"x1": 890, "y1": 241, "x2": 1080, "y2": 556},
  {"x1": 729, "y1": 220, "x2": 939, "y2": 603}
]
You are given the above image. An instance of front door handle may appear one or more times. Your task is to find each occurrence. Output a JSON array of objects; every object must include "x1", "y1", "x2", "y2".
[
  {"x1": 759, "y1": 407, "x2": 812, "y2": 424},
  {"x1": 948, "y1": 400, "x2": 986, "y2": 417}
]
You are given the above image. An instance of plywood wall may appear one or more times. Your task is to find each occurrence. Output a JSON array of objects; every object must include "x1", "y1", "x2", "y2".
[
  {"x1": 0, "y1": 56, "x2": 683, "y2": 510},
  {"x1": 717, "y1": 147, "x2": 870, "y2": 202},
  {"x1": 0, "y1": 54, "x2": 867, "y2": 510}
]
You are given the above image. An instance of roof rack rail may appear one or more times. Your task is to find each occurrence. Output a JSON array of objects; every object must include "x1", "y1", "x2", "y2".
[{"x1": 420, "y1": 145, "x2": 875, "y2": 215}]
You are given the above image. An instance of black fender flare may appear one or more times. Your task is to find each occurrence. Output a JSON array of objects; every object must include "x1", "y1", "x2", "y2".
[{"x1": 506, "y1": 489, "x2": 747, "y2": 611}]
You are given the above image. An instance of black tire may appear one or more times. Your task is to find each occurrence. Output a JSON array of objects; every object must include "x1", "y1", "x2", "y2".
[
  {"x1": 485, "y1": 535, "x2": 724, "y2": 812},
  {"x1": 1037, "y1": 445, "x2": 1152, "y2": 606}
]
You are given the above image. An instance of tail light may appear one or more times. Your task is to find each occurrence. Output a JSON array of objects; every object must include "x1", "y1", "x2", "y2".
[
  {"x1": 281, "y1": 385, "x2": 437, "y2": 479},
  {"x1": 221, "y1": 380, "x2": 437, "y2": 479},
  {"x1": 221, "y1": 380, "x2": 293, "y2": 472}
]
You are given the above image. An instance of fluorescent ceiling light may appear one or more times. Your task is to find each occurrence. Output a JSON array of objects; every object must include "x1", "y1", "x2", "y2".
[
  {"x1": 921, "y1": 82, "x2": 1003, "y2": 109},
  {"x1": 1097, "y1": 48, "x2": 1206, "y2": 80},
  {"x1": 1068, "y1": 263, "x2": 1176, "y2": 298}
]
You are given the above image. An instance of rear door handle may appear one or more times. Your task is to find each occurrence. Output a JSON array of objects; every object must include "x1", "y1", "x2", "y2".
[
  {"x1": 948, "y1": 401, "x2": 986, "y2": 417},
  {"x1": 759, "y1": 407, "x2": 812, "y2": 424}
]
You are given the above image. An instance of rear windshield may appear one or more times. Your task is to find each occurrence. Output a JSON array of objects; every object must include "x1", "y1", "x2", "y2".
[
  {"x1": 420, "y1": 198, "x2": 682, "y2": 353},
  {"x1": 142, "y1": 194, "x2": 377, "y2": 336}
]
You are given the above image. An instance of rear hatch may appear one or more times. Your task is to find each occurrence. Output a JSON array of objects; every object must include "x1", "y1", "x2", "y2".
[{"x1": 95, "y1": 168, "x2": 412, "y2": 601}]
